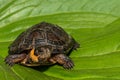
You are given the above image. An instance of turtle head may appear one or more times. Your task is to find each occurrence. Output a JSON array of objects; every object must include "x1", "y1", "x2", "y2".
[{"x1": 28, "y1": 46, "x2": 52, "y2": 64}]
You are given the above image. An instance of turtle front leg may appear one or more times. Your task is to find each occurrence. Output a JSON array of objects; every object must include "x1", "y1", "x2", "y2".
[
  {"x1": 5, "y1": 53, "x2": 27, "y2": 66},
  {"x1": 49, "y1": 54, "x2": 74, "y2": 69}
]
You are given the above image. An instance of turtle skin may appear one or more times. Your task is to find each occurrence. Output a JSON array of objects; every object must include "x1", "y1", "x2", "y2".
[{"x1": 5, "y1": 22, "x2": 79, "y2": 69}]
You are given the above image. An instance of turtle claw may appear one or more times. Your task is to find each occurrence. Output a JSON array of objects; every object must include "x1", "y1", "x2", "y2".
[
  {"x1": 49, "y1": 54, "x2": 74, "y2": 69},
  {"x1": 4, "y1": 54, "x2": 26, "y2": 66},
  {"x1": 73, "y1": 42, "x2": 80, "y2": 50},
  {"x1": 63, "y1": 60, "x2": 74, "y2": 69},
  {"x1": 5, "y1": 56, "x2": 15, "y2": 66}
]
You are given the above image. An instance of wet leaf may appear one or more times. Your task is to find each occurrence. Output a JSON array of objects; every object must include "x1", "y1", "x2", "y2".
[{"x1": 0, "y1": 0, "x2": 120, "y2": 80}]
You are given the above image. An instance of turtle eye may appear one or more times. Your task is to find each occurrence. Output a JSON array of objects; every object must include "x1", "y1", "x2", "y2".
[
  {"x1": 35, "y1": 48, "x2": 43, "y2": 56},
  {"x1": 37, "y1": 48, "x2": 44, "y2": 54},
  {"x1": 38, "y1": 49, "x2": 43, "y2": 52}
]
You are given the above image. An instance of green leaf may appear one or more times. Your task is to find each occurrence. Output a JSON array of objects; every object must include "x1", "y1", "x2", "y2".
[{"x1": 0, "y1": 0, "x2": 120, "y2": 80}]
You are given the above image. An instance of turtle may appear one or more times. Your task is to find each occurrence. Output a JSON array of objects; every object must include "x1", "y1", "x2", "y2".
[{"x1": 5, "y1": 22, "x2": 79, "y2": 69}]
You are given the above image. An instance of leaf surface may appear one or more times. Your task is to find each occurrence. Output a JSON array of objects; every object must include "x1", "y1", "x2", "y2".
[{"x1": 0, "y1": 0, "x2": 120, "y2": 80}]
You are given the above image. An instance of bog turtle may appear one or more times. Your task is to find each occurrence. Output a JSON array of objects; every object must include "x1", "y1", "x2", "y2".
[{"x1": 5, "y1": 22, "x2": 79, "y2": 69}]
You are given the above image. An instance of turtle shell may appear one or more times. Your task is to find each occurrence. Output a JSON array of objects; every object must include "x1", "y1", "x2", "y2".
[{"x1": 9, "y1": 22, "x2": 78, "y2": 56}]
